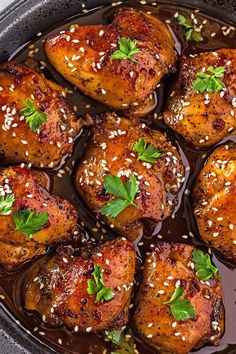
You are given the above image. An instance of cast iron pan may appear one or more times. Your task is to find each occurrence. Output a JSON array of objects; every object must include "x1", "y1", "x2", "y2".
[{"x1": 0, "y1": 1, "x2": 235, "y2": 353}]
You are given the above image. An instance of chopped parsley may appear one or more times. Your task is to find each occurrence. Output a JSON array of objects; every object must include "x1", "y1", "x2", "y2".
[
  {"x1": 110, "y1": 38, "x2": 141, "y2": 63},
  {"x1": 177, "y1": 14, "x2": 203, "y2": 42},
  {"x1": 133, "y1": 138, "x2": 163, "y2": 163},
  {"x1": 0, "y1": 193, "x2": 15, "y2": 216},
  {"x1": 193, "y1": 250, "x2": 219, "y2": 281},
  {"x1": 192, "y1": 66, "x2": 226, "y2": 93},
  {"x1": 163, "y1": 286, "x2": 196, "y2": 321},
  {"x1": 100, "y1": 174, "x2": 139, "y2": 218},
  {"x1": 104, "y1": 329, "x2": 134, "y2": 354},
  {"x1": 87, "y1": 264, "x2": 114, "y2": 303},
  {"x1": 13, "y1": 208, "x2": 49, "y2": 238},
  {"x1": 20, "y1": 100, "x2": 48, "y2": 132}
]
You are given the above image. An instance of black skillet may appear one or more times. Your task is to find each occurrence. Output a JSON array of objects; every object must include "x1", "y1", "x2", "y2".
[{"x1": 0, "y1": 0, "x2": 235, "y2": 353}]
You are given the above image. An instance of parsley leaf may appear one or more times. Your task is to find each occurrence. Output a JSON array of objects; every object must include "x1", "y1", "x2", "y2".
[
  {"x1": 110, "y1": 38, "x2": 141, "y2": 63},
  {"x1": 101, "y1": 199, "x2": 131, "y2": 218},
  {"x1": 87, "y1": 264, "x2": 114, "y2": 303},
  {"x1": 0, "y1": 193, "x2": 15, "y2": 215},
  {"x1": 192, "y1": 66, "x2": 226, "y2": 93},
  {"x1": 193, "y1": 250, "x2": 218, "y2": 281},
  {"x1": 13, "y1": 209, "x2": 49, "y2": 238},
  {"x1": 100, "y1": 174, "x2": 139, "y2": 218},
  {"x1": 104, "y1": 329, "x2": 134, "y2": 354},
  {"x1": 20, "y1": 100, "x2": 48, "y2": 132},
  {"x1": 133, "y1": 138, "x2": 163, "y2": 163},
  {"x1": 163, "y1": 287, "x2": 196, "y2": 321},
  {"x1": 177, "y1": 14, "x2": 203, "y2": 42}
]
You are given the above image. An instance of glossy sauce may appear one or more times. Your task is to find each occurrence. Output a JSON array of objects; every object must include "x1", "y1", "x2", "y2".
[{"x1": 0, "y1": 2, "x2": 236, "y2": 353}]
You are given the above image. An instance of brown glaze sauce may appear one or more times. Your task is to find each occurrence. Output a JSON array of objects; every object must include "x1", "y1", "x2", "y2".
[{"x1": 0, "y1": 1, "x2": 236, "y2": 353}]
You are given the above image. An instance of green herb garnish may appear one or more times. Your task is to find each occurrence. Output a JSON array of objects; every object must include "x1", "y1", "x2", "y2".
[
  {"x1": 104, "y1": 329, "x2": 134, "y2": 354},
  {"x1": 192, "y1": 66, "x2": 226, "y2": 93},
  {"x1": 20, "y1": 100, "x2": 48, "y2": 132},
  {"x1": 110, "y1": 38, "x2": 141, "y2": 63},
  {"x1": 193, "y1": 250, "x2": 218, "y2": 281},
  {"x1": 87, "y1": 264, "x2": 114, "y2": 303},
  {"x1": 100, "y1": 174, "x2": 139, "y2": 218},
  {"x1": 177, "y1": 14, "x2": 203, "y2": 42},
  {"x1": 13, "y1": 209, "x2": 49, "y2": 238},
  {"x1": 163, "y1": 287, "x2": 196, "y2": 321},
  {"x1": 133, "y1": 138, "x2": 163, "y2": 163},
  {"x1": 0, "y1": 193, "x2": 15, "y2": 215}
]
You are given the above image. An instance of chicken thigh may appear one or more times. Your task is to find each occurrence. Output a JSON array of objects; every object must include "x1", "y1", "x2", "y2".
[
  {"x1": 0, "y1": 61, "x2": 84, "y2": 168},
  {"x1": 25, "y1": 238, "x2": 135, "y2": 332},
  {"x1": 45, "y1": 7, "x2": 177, "y2": 111},
  {"x1": 133, "y1": 242, "x2": 224, "y2": 354},
  {"x1": 0, "y1": 165, "x2": 78, "y2": 268},
  {"x1": 164, "y1": 49, "x2": 236, "y2": 147},
  {"x1": 193, "y1": 142, "x2": 236, "y2": 261},
  {"x1": 75, "y1": 113, "x2": 185, "y2": 239}
]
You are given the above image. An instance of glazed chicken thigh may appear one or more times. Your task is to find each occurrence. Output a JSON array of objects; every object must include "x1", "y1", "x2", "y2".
[
  {"x1": 164, "y1": 49, "x2": 236, "y2": 147},
  {"x1": 133, "y1": 242, "x2": 224, "y2": 354},
  {"x1": 0, "y1": 62, "x2": 84, "y2": 168},
  {"x1": 45, "y1": 7, "x2": 177, "y2": 111},
  {"x1": 75, "y1": 113, "x2": 185, "y2": 239},
  {"x1": 193, "y1": 142, "x2": 236, "y2": 261},
  {"x1": 0, "y1": 166, "x2": 78, "y2": 268},
  {"x1": 25, "y1": 238, "x2": 135, "y2": 332}
]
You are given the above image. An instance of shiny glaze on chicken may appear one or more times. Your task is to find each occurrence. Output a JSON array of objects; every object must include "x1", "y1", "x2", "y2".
[
  {"x1": 0, "y1": 62, "x2": 85, "y2": 168},
  {"x1": 25, "y1": 238, "x2": 135, "y2": 332},
  {"x1": 45, "y1": 7, "x2": 177, "y2": 111},
  {"x1": 75, "y1": 112, "x2": 184, "y2": 239},
  {"x1": 133, "y1": 242, "x2": 224, "y2": 354},
  {"x1": 0, "y1": 166, "x2": 78, "y2": 268}
]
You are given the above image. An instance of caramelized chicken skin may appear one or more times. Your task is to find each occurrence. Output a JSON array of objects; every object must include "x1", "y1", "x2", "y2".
[
  {"x1": 0, "y1": 166, "x2": 78, "y2": 268},
  {"x1": 133, "y1": 242, "x2": 224, "y2": 354},
  {"x1": 75, "y1": 113, "x2": 184, "y2": 239},
  {"x1": 45, "y1": 7, "x2": 177, "y2": 111},
  {"x1": 0, "y1": 61, "x2": 84, "y2": 168},
  {"x1": 25, "y1": 238, "x2": 135, "y2": 332},
  {"x1": 193, "y1": 142, "x2": 236, "y2": 261},
  {"x1": 164, "y1": 49, "x2": 236, "y2": 147}
]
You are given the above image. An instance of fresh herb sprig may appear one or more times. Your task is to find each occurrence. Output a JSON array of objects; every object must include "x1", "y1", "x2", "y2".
[
  {"x1": 104, "y1": 329, "x2": 134, "y2": 354},
  {"x1": 20, "y1": 100, "x2": 48, "y2": 132},
  {"x1": 101, "y1": 174, "x2": 139, "y2": 218},
  {"x1": 177, "y1": 14, "x2": 203, "y2": 42},
  {"x1": 133, "y1": 138, "x2": 162, "y2": 163},
  {"x1": 0, "y1": 193, "x2": 15, "y2": 216},
  {"x1": 163, "y1": 286, "x2": 196, "y2": 321},
  {"x1": 110, "y1": 38, "x2": 141, "y2": 63},
  {"x1": 192, "y1": 66, "x2": 226, "y2": 93},
  {"x1": 13, "y1": 209, "x2": 49, "y2": 238},
  {"x1": 87, "y1": 264, "x2": 114, "y2": 303},
  {"x1": 193, "y1": 250, "x2": 218, "y2": 281}
]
